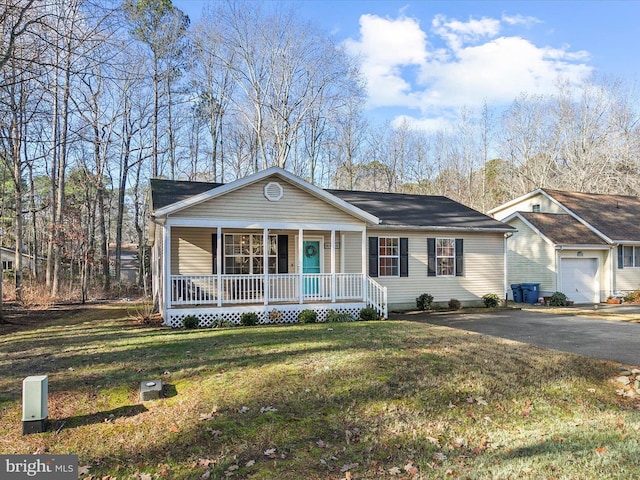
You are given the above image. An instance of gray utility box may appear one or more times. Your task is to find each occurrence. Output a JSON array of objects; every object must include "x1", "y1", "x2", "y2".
[
  {"x1": 22, "y1": 375, "x2": 48, "y2": 434},
  {"x1": 140, "y1": 380, "x2": 163, "y2": 401}
]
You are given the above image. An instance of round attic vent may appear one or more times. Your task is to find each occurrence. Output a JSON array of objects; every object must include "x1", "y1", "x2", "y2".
[{"x1": 264, "y1": 181, "x2": 283, "y2": 201}]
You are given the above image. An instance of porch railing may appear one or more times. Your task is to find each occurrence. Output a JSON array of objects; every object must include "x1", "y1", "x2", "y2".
[
  {"x1": 366, "y1": 276, "x2": 388, "y2": 319},
  {"x1": 170, "y1": 273, "x2": 367, "y2": 306},
  {"x1": 170, "y1": 272, "x2": 388, "y2": 319}
]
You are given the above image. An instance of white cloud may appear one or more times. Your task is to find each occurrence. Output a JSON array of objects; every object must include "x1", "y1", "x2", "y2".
[
  {"x1": 344, "y1": 12, "x2": 593, "y2": 127},
  {"x1": 432, "y1": 14, "x2": 501, "y2": 50},
  {"x1": 501, "y1": 13, "x2": 541, "y2": 28},
  {"x1": 344, "y1": 14, "x2": 427, "y2": 107},
  {"x1": 419, "y1": 36, "x2": 593, "y2": 110}
]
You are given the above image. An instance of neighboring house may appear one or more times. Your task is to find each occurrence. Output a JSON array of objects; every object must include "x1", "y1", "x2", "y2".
[
  {"x1": 109, "y1": 243, "x2": 139, "y2": 284},
  {"x1": 489, "y1": 188, "x2": 640, "y2": 304},
  {"x1": 0, "y1": 246, "x2": 38, "y2": 273},
  {"x1": 149, "y1": 167, "x2": 514, "y2": 327}
]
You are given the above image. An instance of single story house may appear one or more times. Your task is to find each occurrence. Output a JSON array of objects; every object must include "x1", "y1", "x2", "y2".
[
  {"x1": 0, "y1": 246, "x2": 39, "y2": 273},
  {"x1": 149, "y1": 167, "x2": 515, "y2": 327},
  {"x1": 109, "y1": 243, "x2": 139, "y2": 284},
  {"x1": 488, "y1": 188, "x2": 640, "y2": 304}
]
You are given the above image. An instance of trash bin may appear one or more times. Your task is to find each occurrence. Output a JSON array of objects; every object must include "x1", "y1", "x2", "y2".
[
  {"x1": 511, "y1": 284, "x2": 523, "y2": 303},
  {"x1": 521, "y1": 283, "x2": 541, "y2": 304}
]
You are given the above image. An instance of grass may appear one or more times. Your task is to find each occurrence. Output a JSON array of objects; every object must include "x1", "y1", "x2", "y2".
[{"x1": 1, "y1": 303, "x2": 640, "y2": 479}]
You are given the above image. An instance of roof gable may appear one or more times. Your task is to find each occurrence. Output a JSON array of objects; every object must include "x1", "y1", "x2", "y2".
[
  {"x1": 543, "y1": 189, "x2": 640, "y2": 242},
  {"x1": 517, "y1": 212, "x2": 607, "y2": 245},
  {"x1": 151, "y1": 167, "x2": 379, "y2": 224}
]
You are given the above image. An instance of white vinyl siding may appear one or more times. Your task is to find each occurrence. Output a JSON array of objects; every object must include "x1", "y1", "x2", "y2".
[
  {"x1": 342, "y1": 232, "x2": 363, "y2": 274},
  {"x1": 617, "y1": 266, "x2": 640, "y2": 292},
  {"x1": 178, "y1": 178, "x2": 360, "y2": 225},
  {"x1": 368, "y1": 229, "x2": 505, "y2": 310},
  {"x1": 171, "y1": 227, "x2": 215, "y2": 274},
  {"x1": 505, "y1": 217, "x2": 556, "y2": 294},
  {"x1": 492, "y1": 193, "x2": 565, "y2": 220}
]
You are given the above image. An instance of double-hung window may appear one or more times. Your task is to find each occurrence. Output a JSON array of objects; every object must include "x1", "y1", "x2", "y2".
[
  {"x1": 623, "y1": 245, "x2": 640, "y2": 268},
  {"x1": 378, "y1": 237, "x2": 399, "y2": 277},
  {"x1": 436, "y1": 238, "x2": 455, "y2": 276},
  {"x1": 224, "y1": 234, "x2": 277, "y2": 274},
  {"x1": 428, "y1": 237, "x2": 463, "y2": 277}
]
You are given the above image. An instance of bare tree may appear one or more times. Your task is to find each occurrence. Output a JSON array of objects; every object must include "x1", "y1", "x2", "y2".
[{"x1": 123, "y1": 0, "x2": 189, "y2": 179}]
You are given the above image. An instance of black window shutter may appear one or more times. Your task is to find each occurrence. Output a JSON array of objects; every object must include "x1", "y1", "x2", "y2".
[
  {"x1": 427, "y1": 238, "x2": 436, "y2": 276},
  {"x1": 618, "y1": 245, "x2": 624, "y2": 269},
  {"x1": 455, "y1": 239, "x2": 464, "y2": 276},
  {"x1": 277, "y1": 235, "x2": 288, "y2": 273},
  {"x1": 368, "y1": 237, "x2": 378, "y2": 277},
  {"x1": 400, "y1": 237, "x2": 409, "y2": 277},
  {"x1": 211, "y1": 234, "x2": 218, "y2": 274}
]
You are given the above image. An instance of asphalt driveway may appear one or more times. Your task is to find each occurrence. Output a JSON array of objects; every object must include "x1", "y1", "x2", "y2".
[{"x1": 395, "y1": 307, "x2": 640, "y2": 366}]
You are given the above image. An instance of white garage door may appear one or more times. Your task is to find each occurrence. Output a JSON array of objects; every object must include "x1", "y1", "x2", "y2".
[{"x1": 560, "y1": 258, "x2": 599, "y2": 304}]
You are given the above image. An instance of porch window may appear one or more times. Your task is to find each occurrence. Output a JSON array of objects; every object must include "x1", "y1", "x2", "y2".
[
  {"x1": 378, "y1": 237, "x2": 399, "y2": 277},
  {"x1": 223, "y1": 234, "x2": 277, "y2": 274},
  {"x1": 623, "y1": 245, "x2": 640, "y2": 268}
]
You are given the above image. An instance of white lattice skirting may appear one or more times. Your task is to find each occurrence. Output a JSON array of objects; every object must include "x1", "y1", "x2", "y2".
[
  {"x1": 164, "y1": 303, "x2": 366, "y2": 328},
  {"x1": 165, "y1": 303, "x2": 368, "y2": 328}
]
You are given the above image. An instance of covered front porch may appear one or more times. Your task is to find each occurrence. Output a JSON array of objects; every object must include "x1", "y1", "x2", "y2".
[{"x1": 158, "y1": 222, "x2": 387, "y2": 328}]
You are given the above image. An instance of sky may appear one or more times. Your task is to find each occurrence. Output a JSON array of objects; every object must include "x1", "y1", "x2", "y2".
[{"x1": 173, "y1": 0, "x2": 640, "y2": 129}]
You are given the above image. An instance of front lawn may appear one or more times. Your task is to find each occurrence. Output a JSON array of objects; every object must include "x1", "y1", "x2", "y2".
[{"x1": 1, "y1": 303, "x2": 639, "y2": 479}]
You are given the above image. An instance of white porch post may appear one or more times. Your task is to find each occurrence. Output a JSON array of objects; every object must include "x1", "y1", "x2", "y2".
[
  {"x1": 341, "y1": 233, "x2": 345, "y2": 273},
  {"x1": 263, "y1": 227, "x2": 269, "y2": 305},
  {"x1": 299, "y1": 228, "x2": 304, "y2": 304},
  {"x1": 331, "y1": 229, "x2": 336, "y2": 303},
  {"x1": 163, "y1": 223, "x2": 172, "y2": 310},
  {"x1": 362, "y1": 229, "x2": 367, "y2": 302},
  {"x1": 216, "y1": 227, "x2": 222, "y2": 307}
]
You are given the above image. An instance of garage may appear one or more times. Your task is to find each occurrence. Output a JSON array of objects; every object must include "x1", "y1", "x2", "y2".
[{"x1": 560, "y1": 258, "x2": 599, "y2": 304}]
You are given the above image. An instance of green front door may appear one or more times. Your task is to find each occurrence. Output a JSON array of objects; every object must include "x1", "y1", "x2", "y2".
[{"x1": 303, "y1": 240, "x2": 321, "y2": 295}]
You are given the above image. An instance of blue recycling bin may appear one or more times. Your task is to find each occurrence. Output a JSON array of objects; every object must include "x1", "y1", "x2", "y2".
[
  {"x1": 521, "y1": 283, "x2": 541, "y2": 304},
  {"x1": 511, "y1": 284, "x2": 523, "y2": 303}
]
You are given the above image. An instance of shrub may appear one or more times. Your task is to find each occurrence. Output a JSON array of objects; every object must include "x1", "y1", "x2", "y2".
[
  {"x1": 268, "y1": 309, "x2": 283, "y2": 323},
  {"x1": 326, "y1": 310, "x2": 356, "y2": 323},
  {"x1": 298, "y1": 309, "x2": 317, "y2": 324},
  {"x1": 182, "y1": 314, "x2": 199, "y2": 329},
  {"x1": 548, "y1": 292, "x2": 569, "y2": 307},
  {"x1": 482, "y1": 293, "x2": 500, "y2": 308},
  {"x1": 623, "y1": 290, "x2": 640, "y2": 303},
  {"x1": 359, "y1": 306, "x2": 379, "y2": 321},
  {"x1": 448, "y1": 298, "x2": 461, "y2": 310},
  {"x1": 240, "y1": 312, "x2": 259, "y2": 326},
  {"x1": 212, "y1": 317, "x2": 234, "y2": 328},
  {"x1": 416, "y1": 293, "x2": 434, "y2": 311}
]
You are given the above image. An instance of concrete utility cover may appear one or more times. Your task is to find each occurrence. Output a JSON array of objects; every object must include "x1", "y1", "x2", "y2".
[
  {"x1": 140, "y1": 380, "x2": 163, "y2": 401},
  {"x1": 409, "y1": 308, "x2": 640, "y2": 366}
]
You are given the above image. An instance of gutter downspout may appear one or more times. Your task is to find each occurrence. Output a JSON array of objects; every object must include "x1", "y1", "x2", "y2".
[{"x1": 504, "y1": 232, "x2": 513, "y2": 301}]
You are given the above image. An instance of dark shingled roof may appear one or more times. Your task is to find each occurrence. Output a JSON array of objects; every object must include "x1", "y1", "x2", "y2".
[
  {"x1": 518, "y1": 212, "x2": 607, "y2": 245},
  {"x1": 150, "y1": 178, "x2": 514, "y2": 231},
  {"x1": 327, "y1": 189, "x2": 513, "y2": 230},
  {"x1": 150, "y1": 178, "x2": 222, "y2": 210},
  {"x1": 543, "y1": 189, "x2": 640, "y2": 242}
]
